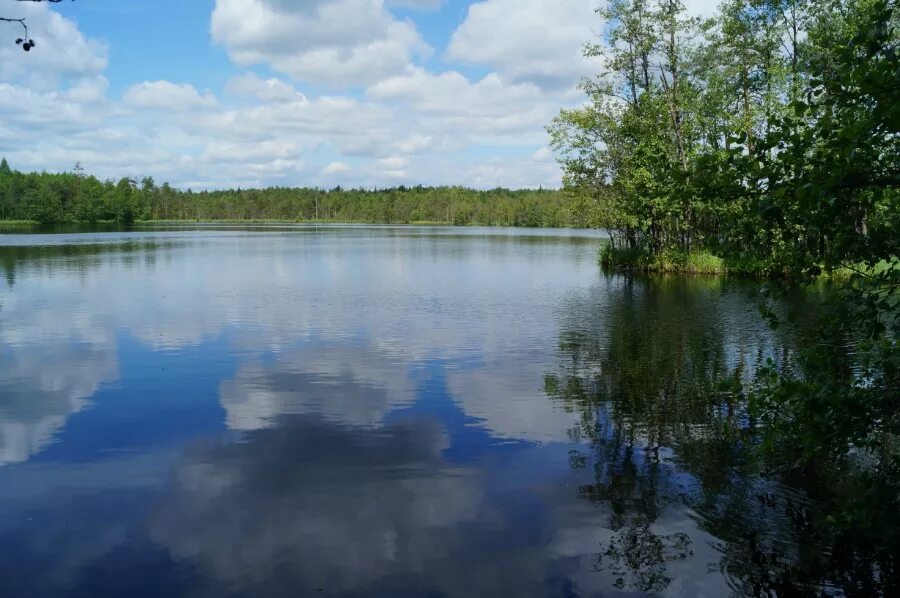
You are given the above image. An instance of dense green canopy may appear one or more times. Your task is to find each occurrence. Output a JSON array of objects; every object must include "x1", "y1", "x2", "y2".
[
  {"x1": 0, "y1": 161, "x2": 573, "y2": 228},
  {"x1": 550, "y1": 0, "x2": 898, "y2": 276}
]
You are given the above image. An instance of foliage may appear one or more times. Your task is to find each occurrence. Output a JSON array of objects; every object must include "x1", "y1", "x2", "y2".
[
  {"x1": 0, "y1": 164, "x2": 575, "y2": 228},
  {"x1": 600, "y1": 244, "x2": 727, "y2": 274},
  {"x1": 550, "y1": 0, "x2": 898, "y2": 273}
]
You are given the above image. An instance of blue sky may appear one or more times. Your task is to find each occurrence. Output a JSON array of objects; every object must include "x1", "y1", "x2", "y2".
[{"x1": 0, "y1": 0, "x2": 703, "y2": 189}]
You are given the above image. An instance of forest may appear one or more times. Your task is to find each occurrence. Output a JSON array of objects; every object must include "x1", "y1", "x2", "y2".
[
  {"x1": 550, "y1": 0, "x2": 898, "y2": 277},
  {"x1": 0, "y1": 159, "x2": 573, "y2": 228}
]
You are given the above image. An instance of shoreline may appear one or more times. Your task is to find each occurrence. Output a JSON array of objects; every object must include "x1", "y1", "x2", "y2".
[
  {"x1": 599, "y1": 245, "x2": 862, "y2": 281},
  {"x1": 0, "y1": 219, "x2": 590, "y2": 229}
]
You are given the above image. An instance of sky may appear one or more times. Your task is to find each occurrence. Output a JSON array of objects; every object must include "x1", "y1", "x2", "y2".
[{"x1": 0, "y1": 0, "x2": 714, "y2": 190}]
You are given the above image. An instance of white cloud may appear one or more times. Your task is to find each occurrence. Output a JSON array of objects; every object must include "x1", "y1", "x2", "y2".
[
  {"x1": 323, "y1": 161, "x2": 350, "y2": 175},
  {"x1": 63, "y1": 76, "x2": 110, "y2": 103},
  {"x1": 0, "y1": 80, "x2": 114, "y2": 134},
  {"x1": 447, "y1": 0, "x2": 600, "y2": 89},
  {"x1": 370, "y1": 69, "x2": 541, "y2": 117},
  {"x1": 395, "y1": 134, "x2": 432, "y2": 154},
  {"x1": 386, "y1": 0, "x2": 443, "y2": 9},
  {"x1": 124, "y1": 81, "x2": 217, "y2": 111},
  {"x1": 683, "y1": 0, "x2": 720, "y2": 20},
  {"x1": 375, "y1": 156, "x2": 409, "y2": 178},
  {"x1": 532, "y1": 146, "x2": 553, "y2": 161},
  {"x1": 185, "y1": 95, "x2": 391, "y2": 142},
  {"x1": 226, "y1": 72, "x2": 305, "y2": 102},
  {"x1": 368, "y1": 68, "x2": 580, "y2": 146},
  {"x1": 463, "y1": 150, "x2": 561, "y2": 189},
  {"x1": 200, "y1": 139, "x2": 302, "y2": 166},
  {"x1": 211, "y1": 0, "x2": 431, "y2": 87}
]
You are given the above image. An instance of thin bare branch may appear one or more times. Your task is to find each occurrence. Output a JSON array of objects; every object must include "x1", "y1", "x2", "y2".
[{"x1": 2, "y1": 0, "x2": 72, "y2": 51}]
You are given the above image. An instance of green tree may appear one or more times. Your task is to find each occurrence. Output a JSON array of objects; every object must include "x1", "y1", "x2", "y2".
[{"x1": 24, "y1": 178, "x2": 60, "y2": 224}]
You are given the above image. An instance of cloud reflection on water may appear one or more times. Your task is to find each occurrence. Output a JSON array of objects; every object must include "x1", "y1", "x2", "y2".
[{"x1": 0, "y1": 228, "x2": 768, "y2": 595}]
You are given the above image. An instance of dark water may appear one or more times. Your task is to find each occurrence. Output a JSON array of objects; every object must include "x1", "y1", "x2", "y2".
[{"x1": 0, "y1": 225, "x2": 863, "y2": 596}]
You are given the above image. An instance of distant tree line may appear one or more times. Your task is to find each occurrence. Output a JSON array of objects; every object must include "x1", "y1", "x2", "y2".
[{"x1": 0, "y1": 159, "x2": 575, "y2": 227}]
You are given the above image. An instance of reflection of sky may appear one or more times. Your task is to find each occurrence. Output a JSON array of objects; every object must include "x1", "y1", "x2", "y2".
[
  {"x1": 0, "y1": 227, "x2": 770, "y2": 595},
  {"x1": 1, "y1": 226, "x2": 609, "y2": 454}
]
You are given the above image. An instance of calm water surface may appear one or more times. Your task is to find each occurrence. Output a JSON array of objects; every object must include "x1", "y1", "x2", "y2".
[{"x1": 0, "y1": 226, "x2": 829, "y2": 596}]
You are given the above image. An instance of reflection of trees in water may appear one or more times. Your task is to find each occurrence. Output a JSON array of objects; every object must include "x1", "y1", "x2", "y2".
[
  {"x1": 545, "y1": 276, "x2": 749, "y2": 592},
  {"x1": 545, "y1": 275, "x2": 893, "y2": 595},
  {"x1": 0, "y1": 240, "x2": 177, "y2": 288}
]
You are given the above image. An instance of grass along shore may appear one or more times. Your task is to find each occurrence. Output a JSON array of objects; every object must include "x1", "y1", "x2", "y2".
[{"x1": 599, "y1": 244, "x2": 878, "y2": 280}]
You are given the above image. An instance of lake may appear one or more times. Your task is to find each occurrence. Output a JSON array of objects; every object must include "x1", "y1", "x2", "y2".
[{"x1": 0, "y1": 225, "x2": 869, "y2": 596}]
